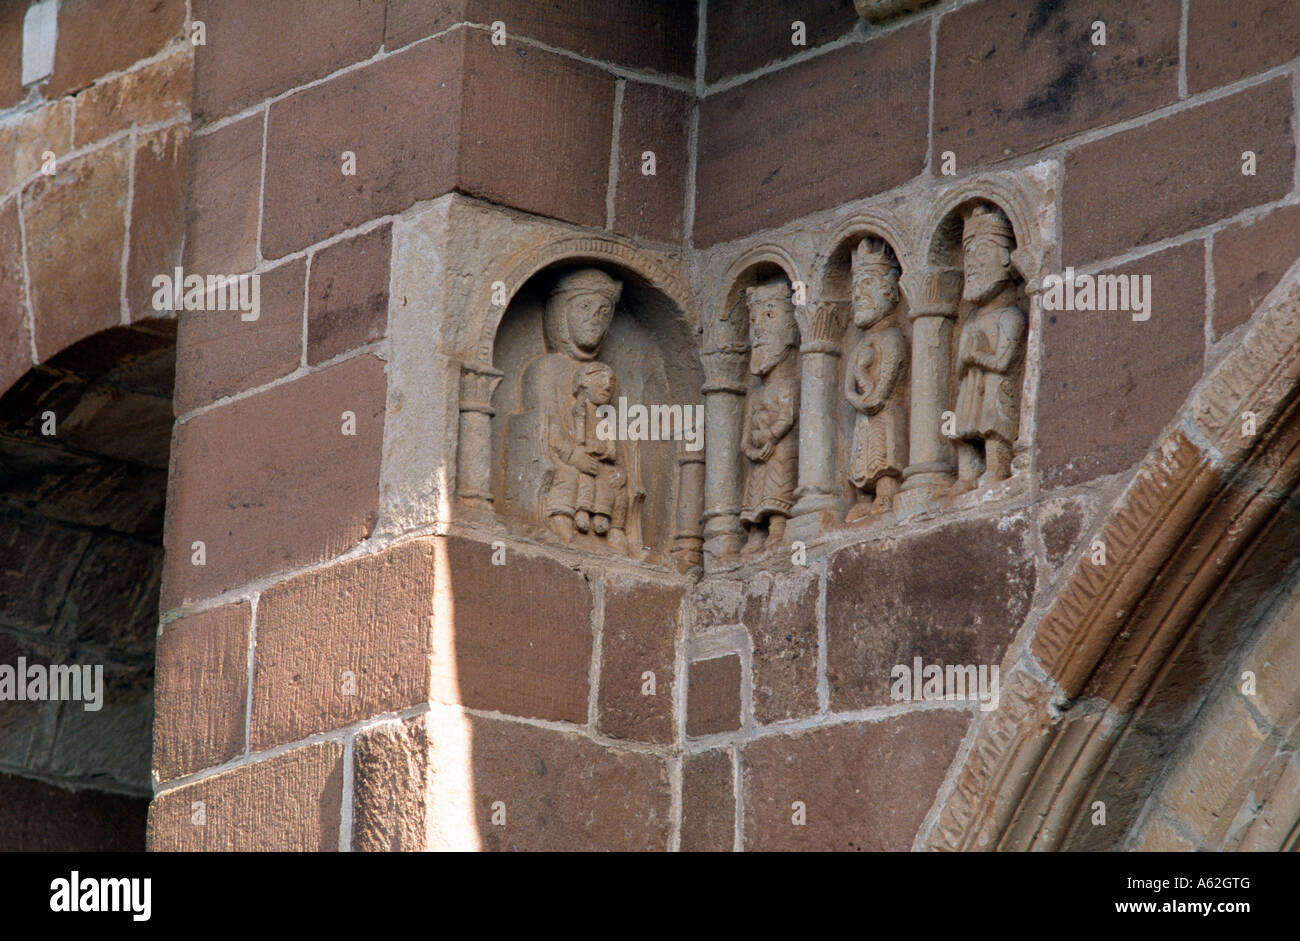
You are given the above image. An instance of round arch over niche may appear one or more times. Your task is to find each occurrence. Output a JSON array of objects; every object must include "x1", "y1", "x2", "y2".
[{"x1": 918, "y1": 176, "x2": 1047, "y2": 289}]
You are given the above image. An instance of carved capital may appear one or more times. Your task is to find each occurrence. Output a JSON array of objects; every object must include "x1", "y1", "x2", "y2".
[
  {"x1": 459, "y1": 363, "x2": 504, "y2": 415},
  {"x1": 796, "y1": 300, "x2": 847, "y2": 354},
  {"x1": 901, "y1": 266, "x2": 963, "y2": 319},
  {"x1": 701, "y1": 347, "x2": 750, "y2": 395}
]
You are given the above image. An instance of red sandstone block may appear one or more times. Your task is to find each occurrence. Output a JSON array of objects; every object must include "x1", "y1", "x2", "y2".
[
  {"x1": 173, "y1": 257, "x2": 305, "y2": 413},
  {"x1": 1212, "y1": 203, "x2": 1300, "y2": 339},
  {"x1": 463, "y1": 714, "x2": 671, "y2": 851},
  {"x1": 459, "y1": 30, "x2": 614, "y2": 229},
  {"x1": 352, "y1": 715, "x2": 429, "y2": 851},
  {"x1": 0, "y1": 3, "x2": 25, "y2": 109},
  {"x1": 23, "y1": 142, "x2": 129, "y2": 362},
  {"x1": 193, "y1": 0, "x2": 386, "y2": 122},
  {"x1": 73, "y1": 51, "x2": 192, "y2": 148},
  {"x1": 437, "y1": 537, "x2": 593, "y2": 724},
  {"x1": 1037, "y1": 241, "x2": 1205, "y2": 487},
  {"x1": 153, "y1": 602, "x2": 251, "y2": 782},
  {"x1": 741, "y1": 712, "x2": 970, "y2": 850},
  {"x1": 1063, "y1": 78, "x2": 1294, "y2": 265},
  {"x1": 161, "y1": 354, "x2": 386, "y2": 607},
  {"x1": 687, "y1": 654, "x2": 742, "y2": 737},
  {"x1": 695, "y1": 25, "x2": 929, "y2": 247},
  {"x1": 1187, "y1": 0, "x2": 1300, "y2": 94},
  {"x1": 0, "y1": 198, "x2": 31, "y2": 396},
  {"x1": 251, "y1": 538, "x2": 437, "y2": 750},
  {"x1": 934, "y1": 0, "x2": 1180, "y2": 169},
  {"x1": 128, "y1": 125, "x2": 189, "y2": 322},
  {"x1": 745, "y1": 569, "x2": 820, "y2": 724},
  {"x1": 185, "y1": 114, "x2": 262, "y2": 276},
  {"x1": 706, "y1": 0, "x2": 857, "y2": 83},
  {"x1": 307, "y1": 223, "x2": 391, "y2": 365},
  {"x1": 681, "y1": 748, "x2": 734, "y2": 852},
  {"x1": 261, "y1": 34, "x2": 462, "y2": 258},
  {"x1": 614, "y1": 81, "x2": 692, "y2": 245},
  {"x1": 826, "y1": 516, "x2": 1035, "y2": 710},
  {"x1": 384, "y1": 0, "x2": 466, "y2": 50},
  {"x1": 0, "y1": 99, "x2": 72, "y2": 183},
  {"x1": 596, "y1": 577, "x2": 681, "y2": 744},
  {"x1": 45, "y1": 0, "x2": 186, "y2": 98},
  {"x1": 147, "y1": 742, "x2": 343, "y2": 850}
]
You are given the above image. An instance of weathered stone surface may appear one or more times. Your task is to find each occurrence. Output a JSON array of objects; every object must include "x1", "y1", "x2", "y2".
[
  {"x1": 1063, "y1": 78, "x2": 1294, "y2": 265},
  {"x1": 1039, "y1": 495, "x2": 1088, "y2": 569},
  {"x1": 162, "y1": 354, "x2": 386, "y2": 607},
  {"x1": 185, "y1": 114, "x2": 262, "y2": 276},
  {"x1": 128, "y1": 125, "x2": 189, "y2": 321},
  {"x1": 193, "y1": 0, "x2": 386, "y2": 122},
  {"x1": 173, "y1": 258, "x2": 305, "y2": 413},
  {"x1": 1038, "y1": 242, "x2": 1205, "y2": 488},
  {"x1": 148, "y1": 741, "x2": 344, "y2": 850},
  {"x1": 826, "y1": 516, "x2": 1035, "y2": 710},
  {"x1": 0, "y1": 509, "x2": 88, "y2": 634},
  {"x1": 307, "y1": 223, "x2": 391, "y2": 365},
  {"x1": 56, "y1": 534, "x2": 160, "y2": 653},
  {"x1": 686, "y1": 578, "x2": 746, "y2": 634},
  {"x1": 438, "y1": 537, "x2": 592, "y2": 724},
  {"x1": 706, "y1": 0, "x2": 856, "y2": 83},
  {"x1": 0, "y1": 634, "x2": 61, "y2": 770},
  {"x1": 687, "y1": 654, "x2": 742, "y2": 737},
  {"x1": 1187, "y1": 0, "x2": 1300, "y2": 94},
  {"x1": 934, "y1": 0, "x2": 1180, "y2": 168},
  {"x1": 0, "y1": 3, "x2": 23, "y2": 109},
  {"x1": 597, "y1": 576, "x2": 681, "y2": 744},
  {"x1": 47, "y1": 662, "x2": 154, "y2": 791},
  {"x1": 261, "y1": 35, "x2": 461, "y2": 258},
  {"x1": 0, "y1": 773, "x2": 147, "y2": 851},
  {"x1": 23, "y1": 142, "x2": 128, "y2": 361},
  {"x1": 681, "y1": 748, "x2": 734, "y2": 852},
  {"x1": 352, "y1": 715, "x2": 429, "y2": 851},
  {"x1": 459, "y1": 31, "x2": 614, "y2": 230},
  {"x1": 1161, "y1": 693, "x2": 1266, "y2": 837},
  {"x1": 252, "y1": 538, "x2": 436, "y2": 749},
  {"x1": 0, "y1": 99, "x2": 72, "y2": 183},
  {"x1": 614, "y1": 81, "x2": 691, "y2": 245},
  {"x1": 695, "y1": 26, "x2": 929, "y2": 247},
  {"x1": 1212, "y1": 203, "x2": 1300, "y2": 339},
  {"x1": 745, "y1": 569, "x2": 819, "y2": 724},
  {"x1": 1249, "y1": 589, "x2": 1300, "y2": 731},
  {"x1": 153, "y1": 602, "x2": 250, "y2": 782},
  {"x1": 0, "y1": 198, "x2": 31, "y2": 396},
  {"x1": 741, "y1": 711, "x2": 970, "y2": 850},
  {"x1": 73, "y1": 51, "x2": 192, "y2": 147},
  {"x1": 45, "y1": 0, "x2": 185, "y2": 97},
  {"x1": 458, "y1": 715, "x2": 671, "y2": 851}
]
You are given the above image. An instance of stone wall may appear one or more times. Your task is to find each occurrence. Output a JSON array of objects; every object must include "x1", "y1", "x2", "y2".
[{"x1": 0, "y1": 0, "x2": 1296, "y2": 851}]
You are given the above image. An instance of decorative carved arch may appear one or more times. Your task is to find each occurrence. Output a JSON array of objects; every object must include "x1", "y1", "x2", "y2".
[
  {"x1": 814, "y1": 208, "x2": 914, "y2": 293},
  {"x1": 712, "y1": 244, "x2": 803, "y2": 351},
  {"x1": 459, "y1": 234, "x2": 694, "y2": 371},
  {"x1": 919, "y1": 175, "x2": 1048, "y2": 290},
  {"x1": 925, "y1": 258, "x2": 1300, "y2": 850}
]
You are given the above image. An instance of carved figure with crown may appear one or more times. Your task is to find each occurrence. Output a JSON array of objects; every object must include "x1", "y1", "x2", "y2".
[{"x1": 844, "y1": 237, "x2": 909, "y2": 520}]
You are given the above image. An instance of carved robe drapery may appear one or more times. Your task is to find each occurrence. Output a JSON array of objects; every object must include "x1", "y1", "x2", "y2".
[
  {"x1": 846, "y1": 326, "x2": 908, "y2": 489},
  {"x1": 953, "y1": 303, "x2": 1026, "y2": 447}
]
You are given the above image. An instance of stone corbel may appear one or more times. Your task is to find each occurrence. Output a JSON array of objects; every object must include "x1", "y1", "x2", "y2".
[
  {"x1": 790, "y1": 299, "x2": 849, "y2": 534},
  {"x1": 899, "y1": 266, "x2": 963, "y2": 502},
  {"x1": 455, "y1": 361, "x2": 504, "y2": 508}
]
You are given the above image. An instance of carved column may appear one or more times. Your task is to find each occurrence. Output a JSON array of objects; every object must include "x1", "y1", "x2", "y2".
[
  {"x1": 456, "y1": 362, "x2": 504, "y2": 509},
  {"x1": 790, "y1": 300, "x2": 847, "y2": 535},
  {"x1": 899, "y1": 265, "x2": 963, "y2": 502},
  {"x1": 670, "y1": 445, "x2": 706, "y2": 572},
  {"x1": 701, "y1": 344, "x2": 749, "y2": 566}
]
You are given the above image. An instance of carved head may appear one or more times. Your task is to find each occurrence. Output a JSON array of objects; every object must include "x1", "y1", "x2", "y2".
[
  {"x1": 573, "y1": 360, "x2": 615, "y2": 406},
  {"x1": 850, "y1": 237, "x2": 900, "y2": 329},
  {"x1": 544, "y1": 268, "x2": 623, "y2": 360},
  {"x1": 961, "y1": 204, "x2": 1016, "y2": 303},
  {"x1": 745, "y1": 277, "x2": 798, "y2": 377}
]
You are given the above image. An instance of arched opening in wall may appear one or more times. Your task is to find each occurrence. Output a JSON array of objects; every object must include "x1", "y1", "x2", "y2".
[
  {"x1": 820, "y1": 232, "x2": 910, "y2": 522},
  {"x1": 0, "y1": 321, "x2": 175, "y2": 850},
  {"x1": 490, "y1": 261, "x2": 701, "y2": 566}
]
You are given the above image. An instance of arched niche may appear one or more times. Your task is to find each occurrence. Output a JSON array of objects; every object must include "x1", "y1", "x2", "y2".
[
  {"x1": 486, "y1": 259, "x2": 702, "y2": 566},
  {"x1": 817, "y1": 225, "x2": 912, "y2": 520}
]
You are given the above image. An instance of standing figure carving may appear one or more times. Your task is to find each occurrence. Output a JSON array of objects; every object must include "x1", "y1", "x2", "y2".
[
  {"x1": 740, "y1": 277, "x2": 800, "y2": 555},
  {"x1": 512, "y1": 268, "x2": 643, "y2": 555},
  {"x1": 844, "y1": 238, "x2": 908, "y2": 521},
  {"x1": 950, "y1": 204, "x2": 1027, "y2": 494}
]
